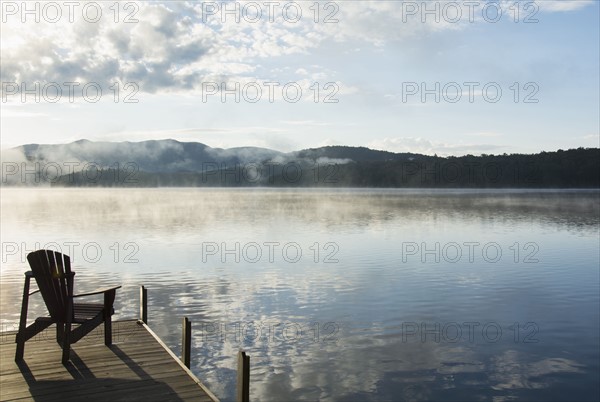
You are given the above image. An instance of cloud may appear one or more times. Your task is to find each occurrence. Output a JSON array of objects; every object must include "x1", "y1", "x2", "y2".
[
  {"x1": 92, "y1": 126, "x2": 302, "y2": 152},
  {"x1": 280, "y1": 120, "x2": 333, "y2": 127},
  {"x1": 0, "y1": 109, "x2": 49, "y2": 118},
  {"x1": 465, "y1": 132, "x2": 504, "y2": 138},
  {"x1": 368, "y1": 137, "x2": 507, "y2": 156},
  {"x1": 3, "y1": 0, "x2": 593, "y2": 105},
  {"x1": 1, "y1": 2, "x2": 333, "y2": 94},
  {"x1": 582, "y1": 133, "x2": 600, "y2": 140},
  {"x1": 0, "y1": 148, "x2": 29, "y2": 165},
  {"x1": 315, "y1": 157, "x2": 352, "y2": 165},
  {"x1": 95, "y1": 127, "x2": 234, "y2": 143},
  {"x1": 0, "y1": 1, "x2": 482, "y2": 97},
  {"x1": 538, "y1": 0, "x2": 595, "y2": 12}
]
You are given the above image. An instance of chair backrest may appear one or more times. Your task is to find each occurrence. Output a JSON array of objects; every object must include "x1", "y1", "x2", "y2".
[{"x1": 27, "y1": 250, "x2": 73, "y2": 322}]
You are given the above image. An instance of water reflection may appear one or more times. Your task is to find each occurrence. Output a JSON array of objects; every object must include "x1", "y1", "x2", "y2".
[{"x1": 1, "y1": 189, "x2": 598, "y2": 401}]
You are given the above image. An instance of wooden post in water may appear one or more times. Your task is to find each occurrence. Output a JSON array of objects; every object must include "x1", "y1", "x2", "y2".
[
  {"x1": 140, "y1": 285, "x2": 148, "y2": 324},
  {"x1": 182, "y1": 317, "x2": 191, "y2": 368},
  {"x1": 237, "y1": 350, "x2": 250, "y2": 402}
]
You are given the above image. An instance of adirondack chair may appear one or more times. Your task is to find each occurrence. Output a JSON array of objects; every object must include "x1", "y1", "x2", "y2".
[{"x1": 15, "y1": 249, "x2": 121, "y2": 364}]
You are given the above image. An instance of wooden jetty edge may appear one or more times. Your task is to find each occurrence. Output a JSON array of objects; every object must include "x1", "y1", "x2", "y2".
[{"x1": 1, "y1": 286, "x2": 251, "y2": 402}]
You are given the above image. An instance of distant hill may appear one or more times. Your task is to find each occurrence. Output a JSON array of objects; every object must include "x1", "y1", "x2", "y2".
[
  {"x1": 293, "y1": 146, "x2": 421, "y2": 162},
  {"x1": 15, "y1": 139, "x2": 284, "y2": 173},
  {"x1": 2, "y1": 139, "x2": 599, "y2": 188}
]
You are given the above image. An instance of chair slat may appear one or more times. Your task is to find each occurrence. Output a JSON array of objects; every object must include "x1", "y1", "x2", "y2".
[
  {"x1": 46, "y1": 250, "x2": 60, "y2": 316},
  {"x1": 53, "y1": 250, "x2": 69, "y2": 318},
  {"x1": 27, "y1": 250, "x2": 60, "y2": 320},
  {"x1": 44, "y1": 250, "x2": 62, "y2": 319}
]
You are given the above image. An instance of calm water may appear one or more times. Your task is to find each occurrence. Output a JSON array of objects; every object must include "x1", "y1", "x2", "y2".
[{"x1": 1, "y1": 188, "x2": 598, "y2": 401}]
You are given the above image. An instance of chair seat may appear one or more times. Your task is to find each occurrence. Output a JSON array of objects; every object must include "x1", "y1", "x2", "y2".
[
  {"x1": 73, "y1": 303, "x2": 114, "y2": 323},
  {"x1": 32, "y1": 303, "x2": 115, "y2": 324}
]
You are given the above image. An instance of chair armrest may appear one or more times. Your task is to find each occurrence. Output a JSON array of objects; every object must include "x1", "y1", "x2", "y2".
[{"x1": 73, "y1": 285, "x2": 121, "y2": 298}]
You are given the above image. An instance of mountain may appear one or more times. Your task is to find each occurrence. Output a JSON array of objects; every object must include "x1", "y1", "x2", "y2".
[
  {"x1": 293, "y1": 146, "x2": 420, "y2": 162},
  {"x1": 15, "y1": 139, "x2": 285, "y2": 173},
  {"x1": 2, "y1": 140, "x2": 599, "y2": 188}
]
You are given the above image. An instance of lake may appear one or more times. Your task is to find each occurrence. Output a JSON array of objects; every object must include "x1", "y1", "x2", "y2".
[{"x1": 1, "y1": 188, "x2": 598, "y2": 401}]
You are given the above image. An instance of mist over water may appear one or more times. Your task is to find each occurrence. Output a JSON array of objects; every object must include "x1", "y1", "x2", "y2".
[{"x1": 1, "y1": 188, "x2": 598, "y2": 401}]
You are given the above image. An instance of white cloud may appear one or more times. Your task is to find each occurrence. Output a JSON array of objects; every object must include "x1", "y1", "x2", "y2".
[
  {"x1": 0, "y1": 1, "x2": 483, "y2": 96},
  {"x1": 87, "y1": 125, "x2": 303, "y2": 152},
  {"x1": 1, "y1": 2, "x2": 322, "y2": 93},
  {"x1": 368, "y1": 137, "x2": 507, "y2": 156},
  {"x1": 317, "y1": 138, "x2": 344, "y2": 147},
  {"x1": 0, "y1": 109, "x2": 49, "y2": 118},
  {"x1": 280, "y1": 120, "x2": 334, "y2": 127},
  {"x1": 315, "y1": 157, "x2": 352, "y2": 165},
  {"x1": 465, "y1": 132, "x2": 504, "y2": 138},
  {"x1": 582, "y1": 133, "x2": 600, "y2": 140},
  {"x1": 3, "y1": 0, "x2": 595, "y2": 98},
  {"x1": 539, "y1": 0, "x2": 595, "y2": 12}
]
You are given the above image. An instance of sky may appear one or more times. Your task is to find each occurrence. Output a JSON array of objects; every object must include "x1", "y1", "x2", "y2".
[{"x1": 1, "y1": 0, "x2": 599, "y2": 155}]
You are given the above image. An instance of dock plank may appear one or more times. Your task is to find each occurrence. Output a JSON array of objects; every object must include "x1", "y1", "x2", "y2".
[{"x1": 0, "y1": 320, "x2": 219, "y2": 402}]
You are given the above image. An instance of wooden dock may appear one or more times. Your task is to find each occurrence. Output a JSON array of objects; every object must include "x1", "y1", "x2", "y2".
[{"x1": 0, "y1": 319, "x2": 220, "y2": 402}]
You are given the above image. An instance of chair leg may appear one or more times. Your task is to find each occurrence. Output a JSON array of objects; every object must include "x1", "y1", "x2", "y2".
[
  {"x1": 104, "y1": 315, "x2": 112, "y2": 346},
  {"x1": 103, "y1": 290, "x2": 116, "y2": 346},
  {"x1": 56, "y1": 322, "x2": 64, "y2": 344},
  {"x1": 15, "y1": 274, "x2": 32, "y2": 362},
  {"x1": 15, "y1": 339, "x2": 25, "y2": 362},
  {"x1": 61, "y1": 322, "x2": 72, "y2": 364}
]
